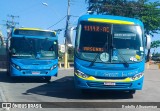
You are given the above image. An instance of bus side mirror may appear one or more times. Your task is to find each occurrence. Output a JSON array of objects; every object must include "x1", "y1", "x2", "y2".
[
  {"x1": 11, "y1": 48, "x2": 16, "y2": 54},
  {"x1": 146, "y1": 35, "x2": 151, "y2": 49}
]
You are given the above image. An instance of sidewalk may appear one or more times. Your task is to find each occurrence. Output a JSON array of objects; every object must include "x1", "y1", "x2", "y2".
[
  {"x1": 145, "y1": 63, "x2": 160, "y2": 70},
  {"x1": 0, "y1": 87, "x2": 6, "y2": 102},
  {"x1": 0, "y1": 69, "x2": 7, "y2": 103},
  {"x1": 58, "y1": 67, "x2": 74, "y2": 70}
]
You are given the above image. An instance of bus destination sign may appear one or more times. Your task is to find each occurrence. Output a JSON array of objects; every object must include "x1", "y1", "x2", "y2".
[
  {"x1": 83, "y1": 25, "x2": 110, "y2": 33},
  {"x1": 14, "y1": 29, "x2": 55, "y2": 37}
]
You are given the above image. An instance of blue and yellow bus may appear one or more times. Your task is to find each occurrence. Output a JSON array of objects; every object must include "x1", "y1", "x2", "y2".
[
  {"x1": 74, "y1": 15, "x2": 151, "y2": 94},
  {"x1": 6, "y1": 28, "x2": 58, "y2": 81}
]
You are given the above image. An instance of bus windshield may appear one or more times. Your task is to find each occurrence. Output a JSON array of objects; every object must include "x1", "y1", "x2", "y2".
[
  {"x1": 10, "y1": 37, "x2": 58, "y2": 59},
  {"x1": 76, "y1": 21, "x2": 144, "y2": 63}
]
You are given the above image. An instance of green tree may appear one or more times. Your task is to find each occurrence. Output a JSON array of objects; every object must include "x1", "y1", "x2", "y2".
[
  {"x1": 155, "y1": 52, "x2": 160, "y2": 56},
  {"x1": 86, "y1": 0, "x2": 160, "y2": 61},
  {"x1": 68, "y1": 46, "x2": 74, "y2": 62},
  {"x1": 151, "y1": 40, "x2": 160, "y2": 55},
  {"x1": 58, "y1": 51, "x2": 64, "y2": 61}
]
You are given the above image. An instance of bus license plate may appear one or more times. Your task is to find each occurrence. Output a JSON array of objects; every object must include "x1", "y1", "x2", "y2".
[
  {"x1": 32, "y1": 71, "x2": 40, "y2": 74},
  {"x1": 104, "y1": 82, "x2": 116, "y2": 86}
]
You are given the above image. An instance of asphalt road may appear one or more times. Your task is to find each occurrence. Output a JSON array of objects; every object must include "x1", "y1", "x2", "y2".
[{"x1": 0, "y1": 65, "x2": 160, "y2": 111}]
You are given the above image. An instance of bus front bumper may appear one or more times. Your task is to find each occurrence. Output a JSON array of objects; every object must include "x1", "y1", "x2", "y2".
[
  {"x1": 74, "y1": 73, "x2": 144, "y2": 90},
  {"x1": 10, "y1": 65, "x2": 58, "y2": 77}
]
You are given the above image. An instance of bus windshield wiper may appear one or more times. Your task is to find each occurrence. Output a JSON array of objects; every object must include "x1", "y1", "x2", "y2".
[
  {"x1": 116, "y1": 49, "x2": 129, "y2": 68},
  {"x1": 89, "y1": 40, "x2": 108, "y2": 67},
  {"x1": 89, "y1": 52, "x2": 101, "y2": 67}
]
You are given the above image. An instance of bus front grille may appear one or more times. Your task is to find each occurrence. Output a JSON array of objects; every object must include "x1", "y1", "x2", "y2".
[
  {"x1": 94, "y1": 76, "x2": 127, "y2": 80},
  {"x1": 87, "y1": 82, "x2": 132, "y2": 89},
  {"x1": 23, "y1": 70, "x2": 47, "y2": 74}
]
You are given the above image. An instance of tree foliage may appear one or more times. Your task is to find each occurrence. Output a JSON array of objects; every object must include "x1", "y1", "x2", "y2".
[
  {"x1": 151, "y1": 40, "x2": 160, "y2": 48},
  {"x1": 86, "y1": 0, "x2": 160, "y2": 35},
  {"x1": 151, "y1": 40, "x2": 160, "y2": 55},
  {"x1": 68, "y1": 46, "x2": 74, "y2": 62}
]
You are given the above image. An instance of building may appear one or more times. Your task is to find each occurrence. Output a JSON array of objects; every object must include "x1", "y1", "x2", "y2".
[{"x1": 58, "y1": 44, "x2": 65, "y2": 53}]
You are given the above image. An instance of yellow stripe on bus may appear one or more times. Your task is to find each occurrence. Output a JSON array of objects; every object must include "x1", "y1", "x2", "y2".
[
  {"x1": 18, "y1": 28, "x2": 41, "y2": 30},
  {"x1": 74, "y1": 72, "x2": 142, "y2": 82},
  {"x1": 86, "y1": 76, "x2": 132, "y2": 82},
  {"x1": 88, "y1": 18, "x2": 134, "y2": 25},
  {"x1": 14, "y1": 28, "x2": 57, "y2": 34}
]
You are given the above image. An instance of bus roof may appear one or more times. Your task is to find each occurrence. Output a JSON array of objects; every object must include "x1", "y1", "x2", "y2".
[
  {"x1": 12, "y1": 28, "x2": 57, "y2": 38},
  {"x1": 13, "y1": 27, "x2": 56, "y2": 35},
  {"x1": 78, "y1": 15, "x2": 143, "y2": 27}
]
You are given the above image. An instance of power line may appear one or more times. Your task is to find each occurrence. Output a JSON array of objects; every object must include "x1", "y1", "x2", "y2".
[
  {"x1": 4, "y1": 15, "x2": 19, "y2": 28},
  {"x1": 47, "y1": 15, "x2": 67, "y2": 29},
  {"x1": 2, "y1": 15, "x2": 19, "y2": 37}
]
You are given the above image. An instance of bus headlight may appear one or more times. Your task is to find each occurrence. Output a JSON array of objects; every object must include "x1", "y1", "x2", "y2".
[
  {"x1": 75, "y1": 70, "x2": 89, "y2": 78},
  {"x1": 131, "y1": 73, "x2": 143, "y2": 80},
  {"x1": 50, "y1": 64, "x2": 57, "y2": 70},
  {"x1": 11, "y1": 63, "x2": 21, "y2": 71}
]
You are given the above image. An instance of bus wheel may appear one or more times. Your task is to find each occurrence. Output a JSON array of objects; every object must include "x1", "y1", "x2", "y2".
[
  {"x1": 81, "y1": 89, "x2": 90, "y2": 94},
  {"x1": 7, "y1": 71, "x2": 10, "y2": 76},
  {"x1": 129, "y1": 90, "x2": 136, "y2": 94},
  {"x1": 10, "y1": 77, "x2": 18, "y2": 82},
  {"x1": 6, "y1": 66, "x2": 10, "y2": 76},
  {"x1": 44, "y1": 76, "x2": 51, "y2": 82}
]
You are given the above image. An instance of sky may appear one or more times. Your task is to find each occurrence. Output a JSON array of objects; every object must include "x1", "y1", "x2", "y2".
[
  {"x1": 0, "y1": 0, "x2": 159, "y2": 53},
  {"x1": 0, "y1": 0, "x2": 88, "y2": 44}
]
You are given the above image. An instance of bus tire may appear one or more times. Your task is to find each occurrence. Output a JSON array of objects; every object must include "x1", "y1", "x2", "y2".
[
  {"x1": 81, "y1": 89, "x2": 90, "y2": 94},
  {"x1": 10, "y1": 76, "x2": 18, "y2": 82},
  {"x1": 6, "y1": 64, "x2": 10, "y2": 76},
  {"x1": 129, "y1": 90, "x2": 136, "y2": 94},
  {"x1": 7, "y1": 70, "x2": 10, "y2": 76},
  {"x1": 44, "y1": 76, "x2": 51, "y2": 82}
]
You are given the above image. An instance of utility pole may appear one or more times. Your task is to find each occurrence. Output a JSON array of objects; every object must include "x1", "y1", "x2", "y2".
[
  {"x1": 7, "y1": 15, "x2": 19, "y2": 28},
  {"x1": 4, "y1": 15, "x2": 19, "y2": 37},
  {"x1": 0, "y1": 30, "x2": 4, "y2": 46},
  {"x1": 64, "y1": 0, "x2": 70, "y2": 69}
]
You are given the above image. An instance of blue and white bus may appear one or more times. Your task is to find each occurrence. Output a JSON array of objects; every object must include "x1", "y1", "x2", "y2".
[
  {"x1": 74, "y1": 15, "x2": 151, "y2": 94},
  {"x1": 6, "y1": 28, "x2": 58, "y2": 81}
]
